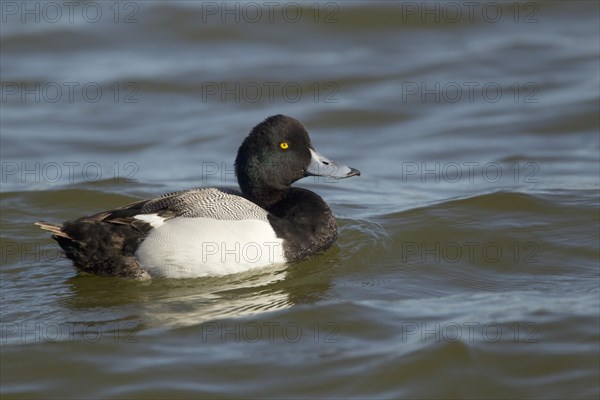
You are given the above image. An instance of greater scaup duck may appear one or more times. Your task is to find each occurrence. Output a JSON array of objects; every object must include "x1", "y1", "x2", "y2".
[{"x1": 36, "y1": 115, "x2": 360, "y2": 279}]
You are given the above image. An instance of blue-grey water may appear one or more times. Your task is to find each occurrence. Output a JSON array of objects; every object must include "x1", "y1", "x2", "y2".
[{"x1": 1, "y1": 1, "x2": 599, "y2": 399}]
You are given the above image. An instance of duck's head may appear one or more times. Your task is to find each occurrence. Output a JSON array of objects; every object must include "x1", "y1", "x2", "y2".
[{"x1": 235, "y1": 114, "x2": 360, "y2": 207}]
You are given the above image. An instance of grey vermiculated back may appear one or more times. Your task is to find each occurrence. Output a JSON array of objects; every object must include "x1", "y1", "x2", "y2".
[{"x1": 140, "y1": 187, "x2": 270, "y2": 221}]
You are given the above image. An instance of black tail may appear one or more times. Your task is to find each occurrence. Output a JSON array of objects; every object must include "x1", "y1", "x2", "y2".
[{"x1": 34, "y1": 220, "x2": 149, "y2": 279}]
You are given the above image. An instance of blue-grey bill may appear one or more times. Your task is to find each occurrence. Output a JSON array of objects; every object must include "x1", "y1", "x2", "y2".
[{"x1": 305, "y1": 148, "x2": 361, "y2": 179}]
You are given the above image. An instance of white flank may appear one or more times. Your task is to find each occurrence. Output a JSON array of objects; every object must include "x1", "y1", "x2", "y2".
[
  {"x1": 134, "y1": 214, "x2": 166, "y2": 228},
  {"x1": 135, "y1": 217, "x2": 286, "y2": 278}
]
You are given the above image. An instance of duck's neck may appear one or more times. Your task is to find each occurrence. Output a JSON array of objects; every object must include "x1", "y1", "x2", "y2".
[
  {"x1": 267, "y1": 188, "x2": 338, "y2": 261},
  {"x1": 235, "y1": 151, "x2": 282, "y2": 207},
  {"x1": 238, "y1": 171, "x2": 290, "y2": 210},
  {"x1": 246, "y1": 185, "x2": 288, "y2": 209}
]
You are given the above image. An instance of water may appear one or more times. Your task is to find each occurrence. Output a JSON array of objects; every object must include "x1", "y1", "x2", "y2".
[{"x1": 1, "y1": 1, "x2": 599, "y2": 398}]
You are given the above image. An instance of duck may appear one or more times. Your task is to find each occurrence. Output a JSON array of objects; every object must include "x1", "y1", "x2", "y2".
[{"x1": 36, "y1": 115, "x2": 360, "y2": 279}]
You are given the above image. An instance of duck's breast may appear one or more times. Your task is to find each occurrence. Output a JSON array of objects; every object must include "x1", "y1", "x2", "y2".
[{"x1": 135, "y1": 216, "x2": 286, "y2": 278}]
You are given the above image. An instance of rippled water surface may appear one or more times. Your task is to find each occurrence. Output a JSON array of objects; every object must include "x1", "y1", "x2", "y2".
[{"x1": 1, "y1": 1, "x2": 599, "y2": 399}]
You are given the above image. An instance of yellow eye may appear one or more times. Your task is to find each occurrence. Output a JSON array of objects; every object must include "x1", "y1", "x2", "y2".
[{"x1": 279, "y1": 142, "x2": 289, "y2": 150}]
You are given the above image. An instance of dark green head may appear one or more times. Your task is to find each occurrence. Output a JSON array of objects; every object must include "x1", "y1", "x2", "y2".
[{"x1": 235, "y1": 115, "x2": 360, "y2": 207}]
